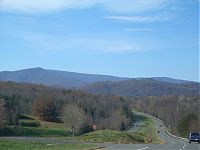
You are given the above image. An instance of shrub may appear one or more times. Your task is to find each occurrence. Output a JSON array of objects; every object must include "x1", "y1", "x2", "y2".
[
  {"x1": 0, "y1": 128, "x2": 14, "y2": 136},
  {"x1": 79, "y1": 124, "x2": 94, "y2": 135}
]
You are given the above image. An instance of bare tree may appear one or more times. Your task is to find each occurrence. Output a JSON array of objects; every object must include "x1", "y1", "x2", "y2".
[
  {"x1": 63, "y1": 104, "x2": 87, "y2": 136},
  {"x1": 3, "y1": 95, "x2": 22, "y2": 128},
  {"x1": 100, "y1": 109, "x2": 129, "y2": 130}
]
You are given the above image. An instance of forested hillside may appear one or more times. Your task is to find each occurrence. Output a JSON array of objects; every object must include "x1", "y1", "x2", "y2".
[
  {"x1": 0, "y1": 81, "x2": 199, "y2": 137},
  {"x1": 82, "y1": 78, "x2": 199, "y2": 96},
  {"x1": 0, "y1": 81, "x2": 133, "y2": 132}
]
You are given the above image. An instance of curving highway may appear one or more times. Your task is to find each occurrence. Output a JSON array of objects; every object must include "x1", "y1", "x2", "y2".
[{"x1": 98, "y1": 112, "x2": 200, "y2": 150}]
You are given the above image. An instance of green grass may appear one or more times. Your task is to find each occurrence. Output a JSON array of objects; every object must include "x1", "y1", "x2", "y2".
[
  {"x1": 20, "y1": 115, "x2": 64, "y2": 129},
  {"x1": 0, "y1": 114, "x2": 68, "y2": 137},
  {"x1": 0, "y1": 127, "x2": 70, "y2": 137},
  {"x1": 39, "y1": 120, "x2": 64, "y2": 129},
  {"x1": 19, "y1": 119, "x2": 40, "y2": 127},
  {"x1": 0, "y1": 139, "x2": 96, "y2": 150},
  {"x1": 81, "y1": 130, "x2": 145, "y2": 144}
]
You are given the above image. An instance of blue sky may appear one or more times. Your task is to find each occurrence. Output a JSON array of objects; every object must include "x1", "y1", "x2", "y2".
[{"x1": 0, "y1": 0, "x2": 199, "y2": 81}]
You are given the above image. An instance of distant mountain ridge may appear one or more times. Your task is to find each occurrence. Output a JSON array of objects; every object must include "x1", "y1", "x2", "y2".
[
  {"x1": 0, "y1": 67, "x2": 199, "y2": 96},
  {"x1": 0, "y1": 67, "x2": 127, "y2": 88}
]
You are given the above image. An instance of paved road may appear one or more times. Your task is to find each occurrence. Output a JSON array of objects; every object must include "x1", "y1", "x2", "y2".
[{"x1": 98, "y1": 112, "x2": 200, "y2": 150}]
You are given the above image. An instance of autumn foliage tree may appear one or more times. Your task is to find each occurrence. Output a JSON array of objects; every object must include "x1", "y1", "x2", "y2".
[{"x1": 32, "y1": 98, "x2": 58, "y2": 121}]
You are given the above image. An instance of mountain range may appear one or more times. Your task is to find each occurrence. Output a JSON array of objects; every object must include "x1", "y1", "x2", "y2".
[
  {"x1": 0, "y1": 67, "x2": 199, "y2": 96},
  {"x1": 0, "y1": 67, "x2": 127, "y2": 88}
]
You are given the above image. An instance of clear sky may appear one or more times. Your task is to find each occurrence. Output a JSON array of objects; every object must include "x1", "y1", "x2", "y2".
[{"x1": 0, "y1": 0, "x2": 199, "y2": 81}]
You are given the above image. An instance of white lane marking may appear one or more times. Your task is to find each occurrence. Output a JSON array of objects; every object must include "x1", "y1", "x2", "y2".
[
  {"x1": 180, "y1": 140, "x2": 186, "y2": 149},
  {"x1": 137, "y1": 147, "x2": 149, "y2": 150}
]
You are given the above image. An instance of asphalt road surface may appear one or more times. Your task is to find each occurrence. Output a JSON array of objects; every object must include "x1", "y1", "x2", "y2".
[{"x1": 98, "y1": 112, "x2": 200, "y2": 150}]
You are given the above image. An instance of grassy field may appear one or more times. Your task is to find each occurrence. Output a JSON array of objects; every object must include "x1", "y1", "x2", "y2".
[
  {"x1": 20, "y1": 115, "x2": 64, "y2": 129},
  {"x1": 39, "y1": 120, "x2": 64, "y2": 129},
  {"x1": 81, "y1": 130, "x2": 145, "y2": 144},
  {"x1": 1, "y1": 127, "x2": 70, "y2": 137},
  {"x1": 0, "y1": 139, "x2": 96, "y2": 150},
  {"x1": 0, "y1": 115, "x2": 70, "y2": 137}
]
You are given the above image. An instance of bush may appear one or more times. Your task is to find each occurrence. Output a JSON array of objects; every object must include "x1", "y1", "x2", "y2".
[
  {"x1": 0, "y1": 128, "x2": 14, "y2": 136},
  {"x1": 19, "y1": 120, "x2": 40, "y2": 127},
  {"x1": 79, "y1": 124, "x2": 94, "y2": 135}
]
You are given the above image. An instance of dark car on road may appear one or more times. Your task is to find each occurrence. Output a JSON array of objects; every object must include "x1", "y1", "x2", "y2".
[{"x1": 189, "y1": 133, "x2": 200, "y2": 143}]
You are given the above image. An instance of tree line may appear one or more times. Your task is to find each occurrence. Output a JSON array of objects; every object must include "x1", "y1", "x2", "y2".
[
  {"x1": 0, "y1": 81, "x2": 198, "y2": 137},
  {"x1": 0, "y1": 81, "x2": 133, "y2": 135}
]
